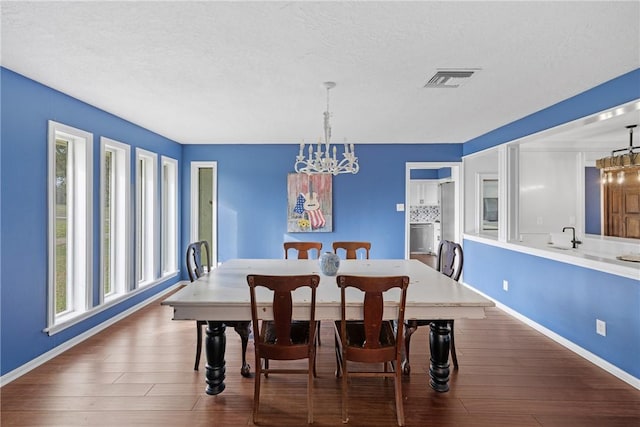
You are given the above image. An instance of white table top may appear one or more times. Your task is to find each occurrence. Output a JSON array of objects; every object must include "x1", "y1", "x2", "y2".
[{"x1": 162, "y1": 259, "x2": 494, "y2": 322}]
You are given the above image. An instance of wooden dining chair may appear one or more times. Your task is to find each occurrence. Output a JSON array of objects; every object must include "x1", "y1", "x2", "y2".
[
  {"x1": 247, "y1": 274, "x2": 320, "y2": 425},
  {"x1": 284, "y1": 241, "x2": 323, "y2": 345},
  {"x1": 334, "y1": 275, "x2": 409, "y2": 426},
  {"x1": 402, "y1": 240, "x2": 463, "y2": 374},
  {"x1": 332, "y1": 241, "x2": 371, "y2": 259},
  {"x1": 284, "y1": 241, "x2": 323, "y2": 259},
  {"x1": 186, "y1": 241, "x2": 251, "y2": 376}
]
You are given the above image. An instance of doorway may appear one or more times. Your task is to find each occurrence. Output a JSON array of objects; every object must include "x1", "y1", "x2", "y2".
[
  {"x1": 405, "y1": 162, "x2": 462, "y2": 260},
  {"x1": 190, "y1": 162, "x2": 218, "y2": 265}
]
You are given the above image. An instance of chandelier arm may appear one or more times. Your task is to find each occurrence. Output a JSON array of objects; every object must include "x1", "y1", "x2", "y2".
[{"x1": 294, "y1": 81, "x2": 359, "y2": 175}]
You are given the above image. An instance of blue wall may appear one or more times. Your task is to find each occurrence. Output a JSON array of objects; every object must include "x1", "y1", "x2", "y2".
[
  {"x1": 181, "y1": 143, "x2": 462, "y2": 263},
  {"x1": 459, "y1": 68, "x2": 640, "y2": 381},
  {"x1": 464, "y1": 68, "x2": 640, "y2": 155},
  {"x1": 1, "y1": 67, "x2": 463, "y2": 377},
  {"x1": 2, "y1": 64, "x2": 639, "y2": 382},
  {"x1": 0, "y1": 68, "x2": 183, "y2": 376},
  {"x1": 463, "y1": 239, "x2": 640, "y2": 378},
  {"x1": 409, "y1": 167, "x2": 451, "y2": 180}
]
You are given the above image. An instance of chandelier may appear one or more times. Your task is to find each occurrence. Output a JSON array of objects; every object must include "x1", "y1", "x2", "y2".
[
  {"x1": 596, "y1": 124, "x2": 640, "y2": 184},
  {"x1": 294, "y1": 82, "x2": 359, "y2": 175}
]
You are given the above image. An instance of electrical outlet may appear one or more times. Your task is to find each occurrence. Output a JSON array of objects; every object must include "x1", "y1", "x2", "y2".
[
  {"x1": 502, "y1": 280, "x2": 509, "y2": 291},
  {"x1": 596, "y1": 319, "x2": 606, "y2": 336}
]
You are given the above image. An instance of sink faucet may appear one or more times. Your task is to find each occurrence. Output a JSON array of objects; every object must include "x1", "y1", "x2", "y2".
[{"x1": 562, "y1": 226, "x2": 582, "y2": 249}]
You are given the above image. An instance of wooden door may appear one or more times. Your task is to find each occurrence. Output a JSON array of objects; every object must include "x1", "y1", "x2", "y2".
[{"x1": 604, "y1": 168, "x2": 640, "y2": 238}]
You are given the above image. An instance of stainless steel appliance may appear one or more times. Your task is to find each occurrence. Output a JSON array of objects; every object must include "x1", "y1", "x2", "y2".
[
  {"x1": 410, "y1": 223, "x2": 434, "y2": 254},
  {"x1": 440, "y1": 181, "x2": 455, "y2": 242}
]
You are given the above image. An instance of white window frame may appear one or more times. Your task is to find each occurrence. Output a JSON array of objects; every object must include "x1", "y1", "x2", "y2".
[
  {"x1": 135, "y1": 148, "x2": 158, "y2": 286},
  {"x1": 47, "y1": 121, "x2": 93, "y2": 329},
  {"x1": 100, "y1": 138, "x2": 131, "y2": 303},
  {"x1": 476, "y1": 172, "x2": 499, "y2": 235},
  {"x1": 190, "y1": 161, "x2": 218, "y2": 265},
  {"x1": 161, "y1": 156, "x2": 178, "y2": 276}
]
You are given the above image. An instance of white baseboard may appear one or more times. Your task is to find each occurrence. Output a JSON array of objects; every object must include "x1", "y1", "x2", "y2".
[
  {"x1": 0, "y1": 282, "x2": 185, "y2": 387},
  {"x1": 463, "y1": 282, "x2": 640, "y2": 391}
]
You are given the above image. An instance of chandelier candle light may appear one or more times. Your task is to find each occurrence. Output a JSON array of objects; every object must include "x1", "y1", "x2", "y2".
[
  {"x1": 295, "y1": 82, "x2": 359, "y2": 175},
  {"x1": 596, "y1": 124, "x2": 640, "y2": 184}
]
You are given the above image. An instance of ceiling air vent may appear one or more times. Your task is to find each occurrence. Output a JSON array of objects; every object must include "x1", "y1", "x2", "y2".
[{"x1": 424, "y1": 70, "x2": 477, "y2": 88}]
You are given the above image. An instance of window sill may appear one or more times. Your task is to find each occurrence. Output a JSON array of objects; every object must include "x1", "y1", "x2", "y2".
[{"x1": 44, "y1": 271, "x2": 179, "y2": 336}]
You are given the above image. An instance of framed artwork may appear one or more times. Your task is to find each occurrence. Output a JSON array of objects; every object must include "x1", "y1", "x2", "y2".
[{"x1": 287, "y1": 173, "x2": 332, "y2": 232}]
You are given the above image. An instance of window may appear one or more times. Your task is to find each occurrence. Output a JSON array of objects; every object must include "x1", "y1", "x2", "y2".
[
  {"x1": 47, "y1": 121, "x2": 93, "y2": 328},
  {"x1": 480, "y1": 175, "x2": 499, "y2": 232},
  {"x1": 101, "y1": 138, "x2": 131, "y2": 302},
  {"x1": 136, "y1": 148, "x2": 158, "y2": 285},
  {"x1": 161, "y1": 156, "x2": 178, "y2": 275}
]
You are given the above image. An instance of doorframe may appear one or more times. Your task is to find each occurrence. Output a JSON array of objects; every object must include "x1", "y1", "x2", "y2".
[
  {"x1": 405, "y1": 162, "x2": 463, "y2": 259},
  {"x1": 190, "y1": 161, "x2": 218, "y2": 265}
]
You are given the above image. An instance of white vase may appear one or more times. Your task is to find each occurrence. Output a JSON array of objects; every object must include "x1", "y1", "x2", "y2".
[{"x1": 319, "y1": 252, "x2": 340, "y2": 276}]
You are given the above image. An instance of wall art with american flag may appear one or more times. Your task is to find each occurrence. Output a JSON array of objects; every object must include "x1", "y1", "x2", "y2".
[{"x1": 287, "y1": 173, "x2": 332, "y2": 232}]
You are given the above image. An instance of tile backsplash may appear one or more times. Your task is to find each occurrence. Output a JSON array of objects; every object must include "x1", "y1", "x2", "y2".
[{"x1": 410, "y1": 205, "x2": 440, "y2": 223}]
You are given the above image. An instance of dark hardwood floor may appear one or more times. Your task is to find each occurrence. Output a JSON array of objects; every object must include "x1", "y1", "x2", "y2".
[
  {"x1": 2, "y1": 287, "x2": 639, "y2": 426},
  {"x1": 410, "y1": 253, "x2": 437, "y2": 269}
]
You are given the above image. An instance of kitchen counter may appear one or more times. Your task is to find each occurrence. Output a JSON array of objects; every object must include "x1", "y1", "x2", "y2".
[{"x1": 464, "y1": 233, "x2": 639, "y2": 280}]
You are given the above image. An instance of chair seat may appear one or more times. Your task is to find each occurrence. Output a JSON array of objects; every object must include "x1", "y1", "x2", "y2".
[
  {"x1": 263, "y1": 320, "x2": 312, "y2": 345},
  {"x1": 336, "y1": 320, "x2": 397, "y2": 363},
  {"x1": 247, "y1": 273, "x2": 319, "y2": 424},
  {"x1": 339, "y1": 320, "x2": 395, "y2": 347},
  {"x1": 334, "y1": 274, "x2": 409, "y2": 426}
]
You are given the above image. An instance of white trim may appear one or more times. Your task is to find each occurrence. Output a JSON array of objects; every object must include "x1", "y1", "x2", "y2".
[
  {"x1": 475, "y1": 172, "x2": 498, "y2": 235},
  {"x1": 2, "y1": 282, "x2": 184, "y2": 387},
  {"x1": 464, "y1": 233, "x2": 639, "y2": 280},
  {"x1": 135, "y1": 148, "x2": 158, "y2": 286},
  {"x1": 190, "y1": 161, "x2": 218, "y2": 264},
  {"x1": 44, "y1": 271, "x2": 179, "y2": 336},
  {"x1": 47, "y1": 121, "x2": 93, "y2": 328},
  {"x1": 161, "y1": 156, "x2": 179, "y2": 274},
  {"x1": 100, "y1": 137, "x2": 131, "y2": 304},
  {"x1": 405, "y1": 162, "x2": 462, "y2": 258},
  {"x1": 463, "y1": 282, "x2": 640, "y2": 391}
]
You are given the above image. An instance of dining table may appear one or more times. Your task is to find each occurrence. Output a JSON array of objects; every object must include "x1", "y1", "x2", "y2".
[{"x1": 161, "y1": 258, "x2": 494, "y2": 395}]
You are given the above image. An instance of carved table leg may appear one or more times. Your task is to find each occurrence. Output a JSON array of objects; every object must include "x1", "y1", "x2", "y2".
[
  {"x1": 232, "y1": 321, "x2": 252, "y2": 377},
  {"x1": 429, "y1": 320, "x2": 451, "y2": 392},
  {"x1": 402, "y1": 320, "x2": 418, "y2": 375},
  {"x1": 205, "y1": 321, "x2": 226, "y2": 395}
]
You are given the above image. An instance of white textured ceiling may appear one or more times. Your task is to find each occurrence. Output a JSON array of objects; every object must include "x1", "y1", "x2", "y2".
[{"x1": 1, "y1": 1, "x2": 639, "y2": 145}]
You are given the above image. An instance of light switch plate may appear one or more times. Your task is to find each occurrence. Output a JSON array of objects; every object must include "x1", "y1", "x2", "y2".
[{"x1": 396, "y1": 203, "x2": 404, "y2": 211}]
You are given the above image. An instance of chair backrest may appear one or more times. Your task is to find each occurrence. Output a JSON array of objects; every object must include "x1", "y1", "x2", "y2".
[
  {"x1": 332, "y1": 241, "x2": 371, "y2": 259},
  {"x1": 185, "y1": 240, "x2": 211, "y2": 282},
  {"x1": 336, "y1": 275, "x2": 409, "y2": 362},
  {"x1": 247, "y1": 274, "x2": 320, "y2": 360},
  {"x1": 284, "y1": 242, "x2": 323, "y2": 259},
  {"x1": 436, "y1": 240, "x2": 463, "y2": 281}
]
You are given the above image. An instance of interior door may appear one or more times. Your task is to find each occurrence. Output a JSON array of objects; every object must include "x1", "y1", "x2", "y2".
[
  {"x1": 404, "y1": 163, "x2": 461, "y2": 259},
  {"x1": 604, "y1": 176, "x2": 640, "y2": 238},
  {"x1": 190, "y1": 162, "x2": 217, "y2": 265}
]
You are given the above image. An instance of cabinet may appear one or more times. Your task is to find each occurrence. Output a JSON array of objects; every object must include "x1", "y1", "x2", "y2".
[{"x1": 410, "y1": 180, "x2": 439, "y2": 206}]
